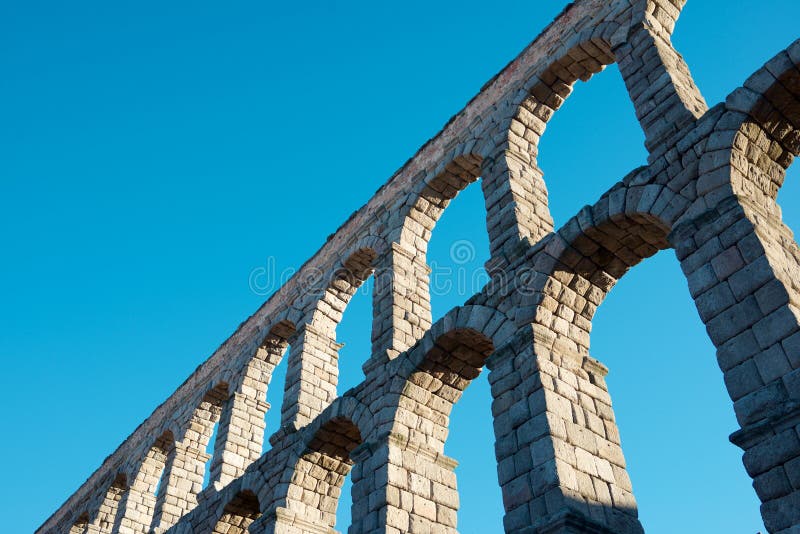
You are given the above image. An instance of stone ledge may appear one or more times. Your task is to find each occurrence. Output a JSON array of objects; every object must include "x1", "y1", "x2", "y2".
[
  {"x1": 254, "y1": 507, "x2": 337, "y2": 534},
  {"x1": 350, "y1": 431, "x2": 459, "y2": 471},
  {"x1": 730, "y1": 401, "x2": 800, "y2": 450},
  {"x1": 520, "y1": 509, "x2": 618, "y2": 534}
]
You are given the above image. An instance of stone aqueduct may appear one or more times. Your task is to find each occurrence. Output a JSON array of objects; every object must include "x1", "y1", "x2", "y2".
[{"x1": 40, "y1": 1, "x2": 800, "y2": 532}]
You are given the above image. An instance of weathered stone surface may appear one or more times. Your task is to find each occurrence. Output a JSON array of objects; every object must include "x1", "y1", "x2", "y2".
[{"x1": 38, "y1": 1, "x2": 800, "y2": 533}]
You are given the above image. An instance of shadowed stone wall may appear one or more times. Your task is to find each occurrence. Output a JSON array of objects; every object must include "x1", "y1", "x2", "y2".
[{"x1": 39, "y1": 1, "x2": 800, "y2": 532}]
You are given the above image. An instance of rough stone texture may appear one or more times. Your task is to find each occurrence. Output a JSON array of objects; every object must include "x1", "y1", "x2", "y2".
[{"x1": 38, "y1": 1, "x2": 800, "y2": 533}]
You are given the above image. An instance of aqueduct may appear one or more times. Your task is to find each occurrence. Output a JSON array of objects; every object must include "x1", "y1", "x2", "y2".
[{"x1": 40, "y1": 1, "x2": 800, "y2": 532}]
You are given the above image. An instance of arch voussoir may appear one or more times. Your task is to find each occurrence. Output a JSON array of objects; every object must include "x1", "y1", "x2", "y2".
[{"x1": 264, "y1": 397, "x2": 369, "y2": 534}]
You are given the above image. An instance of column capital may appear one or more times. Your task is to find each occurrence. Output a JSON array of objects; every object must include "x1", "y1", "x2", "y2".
[
  {"x1": 365, "y1": 430, "x2": 459, "y2": 470},
  {"x1": 297, "y1": 322, "x2": 344, "y2": 352},
  {"x1": 174, "y1": 442, "x2": 211, "y2": 463},
  {"x1": 361, "y1": 352, "x2": 389, "y2": 376},
  {"x1": 268, "y1": 422, "x2": 300, "y2": 447},
  {"x1": 582, "y1": 355, "x2": 609, "y2": 378},
  {"x1": 730, "y1": 401, "x2": 800, "y2": 450},
  {"x1": 230, "y1": 390, "x2": 270, "y2": 412},
  {"x1": 254, "y1": 506, "x2": 338, "y2": 534},
  {"x1": 388, "y1": 240, "x2": 432, "y2": 273}
]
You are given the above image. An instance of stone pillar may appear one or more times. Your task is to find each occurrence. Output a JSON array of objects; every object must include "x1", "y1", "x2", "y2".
[
  {"x1": 348, "y1": 443, "x2": 372, "y2": 534},
  {"x1": 671, "y1": 196, "x2": 800, "y2": 532},
  {"x1": 349, "y1": 432, "x2": 459, "y2": 534},
  {"x1": 210, "y1": 392, "x2": 270, "y2": 487},
  {"x1": 116, "y1": 486, "x2": 157, "y2": 534},
  {"x1": 90, "y1": 482, "x2": 126, "y2": 533},
  {"x1": 367, "y1": 243, "x2": 432, "y2": 373},
  {"x1": 151, "y1": 443, "x2": 210, "y2": 532},
  {"x1": 481, "y1": 147, "x2": 554, "y2": 265},
  {"x1": 487, "y1": 328, "x2": 643, "y2": 533},
  {"x1": 614, "y1": 23, "x2": 707, "y2": 160},
  {"x1": 116, "y1": 447, "x2": 171, "y2": 534},
  {"x1": 281, "y1": 324, "x2": 342, "y2": 430}
]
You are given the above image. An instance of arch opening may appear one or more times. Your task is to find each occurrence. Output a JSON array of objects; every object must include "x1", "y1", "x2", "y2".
[
  {"x1": 426, "y1": 180, "x2": 491, "y2": 321},
  {"x1": 285, "y1": 417, "x2": 364, "y2": 530},
  {"x1": 535, "y1": 208, "x2": 671, "y2": 353},
  {"x1": 505, "y1": 207, "x2": 674, "y2": 532},
  {"x1": 203, "y1": 420, "x2": 220, "y2": 489},
  {"x1": 398, "y1": 155, "x2": 483, "y2": 260},
  {"x1": 534, "y1": 67, "x2": 646, "y2": 229},
  {"x1": 510, "y1": 39, "x2": 642, "y2": 230},
  {"x1": 312, "y1": 247, "x2": 378, "y2": 335},
  {"x1": 390, "y1": 155, "x2": 490, "y2": 357},
  {"x1": 320, "y1": 247, "x2": 378, "y2": 386},
  {"x1": 379, "y1": 326, "x2": 498, "y2": 532},
  {"x1": 310, "y1": 246, "x2": 378, "y2": 374},
  {"x1": 187, "y1": 383, "x2": 228, "y2": 482},
  {"x1": 116, "y1": 430, "x2": 173, "y2": 532},
  {"x1": 591, "y1": 248, "x2": 766, "y2": 532},
  {"x1": 418, "y1": 182, "x2": 497, "y2": 528},
  {"x1": 333, "y1": 273, "x2": 374, "y2": 394},
  {"x1": 212, "y1": 490, "x2": 261, "y2": 534},
  {"x1": 279, "y1": 247, "x2": 381, "y2": 430},
  {"x1": 405, "y1": 328, "x2": 495, "y2": 440},
  {"x1": 95, "y1": 473, "x2": 127, "y2": 531},
  {"x1": 260, "y1": 322, "x2": 296, "y2": 453}
]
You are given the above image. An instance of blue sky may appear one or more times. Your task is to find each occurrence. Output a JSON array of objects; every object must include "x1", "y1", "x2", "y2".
[{"x1": 1, "y1": 1, "x2": 799, "y2": 532}]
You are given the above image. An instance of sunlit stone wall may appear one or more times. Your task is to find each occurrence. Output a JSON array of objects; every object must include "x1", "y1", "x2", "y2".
[{"x1": 40, "y1": 1, "x2": 800, "y2": 532}]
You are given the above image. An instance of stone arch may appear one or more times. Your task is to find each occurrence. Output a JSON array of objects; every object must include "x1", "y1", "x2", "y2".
[
  {"x1": 116, "y1": 430, "x2": 175, "y2": 533},
  {"x1": 477, "y1": 32, "x2": 619, "y2": 261},
  {"x1": 212, "y1": 490, "x2": 261, "y2": 534},
  {"x1": 347, "y1": 305, "x2": 515, "y2": 533},
  {"x1": 244, "y1": 319, "x2": 297, "y2": 404},
  {"x1": 686, "y1": 44, "x2": 800, "y2": 381},
  {"x1": 68, "y1": 512, "x2": 90, "y2": 533},
  {"x1": 309, "y1": 244, "x2": 380, "y2": 335},
  {"x1": 699, "y1": 41, "x2": 800, "y2": 215},
  {"x1": 280, "y1": 240, "x2": 386, "y2": 430},
  {"x1": 382, "y1": 304, "x2": 516, "y2": 444},
  {"x1": 682, "y1": 44, "x2": 800, "y2": 420},
  {"x1": 326, "y1": 236, "x2": 394, "y2": 362},
  {"x1": 182, "y1": 381, "x2": 229, "y2": 452},
  {"x1": 525, "y1": 182, "x2": 672, "y2": 353},
  {"x1": 150, "y1": 383, "x2": 229, "y2": 530},
  {"x1": 488, "y1": 184, "x2": 673, "y2": 534},
  {"x1": 385, "y1": 328, "x2": 494, "y2": 532},
  {"x1": 497, "y1": 33, "x2": 616, "y2": 167},
  {"x1": 264, "y1": 396, "x2": 371, "y2": 533},
  {"x1": 395, "y1": 154, "x2": 483, "y2": 259},
  {"x1": 389, "y1": 327, "x2": 495, "y2": 451},
  {"x1": 668, "y1": 43, "x2": 800, "y2": 533},
  {"x1": 281, "y1": 417, "x2": 364, "y2": 530},
  {"x1": 214, "y1": 319, "x2": 298, "y2": 486},
  {"x1": 91, "y1": 472, "x2": 127, "y2": 532},
  {"x1": 376, "y1": 153, "x2": 487, "y2": 365}
]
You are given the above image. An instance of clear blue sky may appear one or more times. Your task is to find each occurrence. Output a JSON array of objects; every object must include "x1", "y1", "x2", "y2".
[{"x1": 1, "y1": 1, "x2": 799, "y2": 532}]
